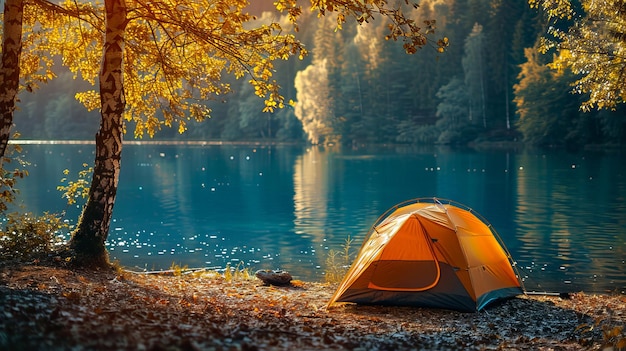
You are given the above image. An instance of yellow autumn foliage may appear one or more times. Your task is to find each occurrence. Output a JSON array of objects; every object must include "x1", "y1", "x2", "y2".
[
  {"x1": 534, "y1": 0, "x2": 626, "y2": 110},
  {"x1": 10, "y1": 0, "x2": 433, "y2": 138}
]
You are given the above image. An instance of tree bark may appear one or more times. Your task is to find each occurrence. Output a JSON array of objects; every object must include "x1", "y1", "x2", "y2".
[
  {"x1": 0, "y1": 0, "x2": 23, "y2": 158},
  {"x1": 70, "y1": 0, "x2": 126, "y2": 267}
]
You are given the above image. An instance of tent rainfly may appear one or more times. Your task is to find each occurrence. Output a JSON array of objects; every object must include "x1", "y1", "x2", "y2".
[{"x1": 328, "y1": 198, "x2": 524, "y2": 312}]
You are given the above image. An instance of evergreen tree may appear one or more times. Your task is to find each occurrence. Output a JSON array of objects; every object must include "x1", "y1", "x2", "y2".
[
  {"x1": 597, "y1": 105, "x2": 626, "y2": 145},
  {"x1": 435, "y1": 76, "x2": 481, "y2": 144},
  {"x1": 508, "y1": 5, "x2": 546, "y2": 133},
  {"x1": 338, "y1": 42, "x2": 367, "y2": 145},
  {"x1": 274, "y1": 106, "x2": 303, "y2": 141},
  {"x1": 236, "y1": 82, "x2": 272, "y2": 139},
  {"x1": 17, "y1": 68, "x2": 97, "y2": 140},
  {"x1": 485, "y1": 0, "x2": 531, "y2": 130},
  {"x1": 514, "y1": 48, "x2": 586, "y2": 146},
  {"x1": 462, "y1": 23, "x2": 487, "y2": 128},
  {"x1": 436, "y1": 77, "x2": 469, "y2": 126}
]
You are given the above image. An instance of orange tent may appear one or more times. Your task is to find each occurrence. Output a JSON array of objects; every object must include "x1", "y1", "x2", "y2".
[{"x1": 328, "y1": 198, "x2": 523, "y2": 312}]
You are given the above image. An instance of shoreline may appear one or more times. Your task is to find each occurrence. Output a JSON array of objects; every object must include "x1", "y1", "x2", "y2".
[{"x1": 2, "y1": 262, "x2": 625, "y2": 350}]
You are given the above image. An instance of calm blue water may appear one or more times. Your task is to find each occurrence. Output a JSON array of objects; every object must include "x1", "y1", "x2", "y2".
[{"x1": 9, "y1": 142, "x2": 626, "y2": 294}]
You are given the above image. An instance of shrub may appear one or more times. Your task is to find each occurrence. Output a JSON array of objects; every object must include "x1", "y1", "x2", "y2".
[{"x1": 0, "y1": 212, "x2": 68, "y2": 262}]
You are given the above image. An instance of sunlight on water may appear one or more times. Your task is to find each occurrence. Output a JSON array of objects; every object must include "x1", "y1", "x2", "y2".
[{"x1": 9, "y1": 143, "x2": 626, "y2": 294}]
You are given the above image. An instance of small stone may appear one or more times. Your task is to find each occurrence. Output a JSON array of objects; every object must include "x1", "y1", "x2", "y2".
[{"x1": 255, "y1": 269, "x2": 293, "y2": 286}]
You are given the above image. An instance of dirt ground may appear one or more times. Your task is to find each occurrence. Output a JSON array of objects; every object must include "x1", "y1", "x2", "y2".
[{"x1": 1, "y1": 261, "x2": 625, "y2": 351}]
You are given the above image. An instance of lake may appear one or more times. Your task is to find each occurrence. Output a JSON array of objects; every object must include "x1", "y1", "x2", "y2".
[{"x1": 8, "y1": 141, "x2": 626, "y2": 294}]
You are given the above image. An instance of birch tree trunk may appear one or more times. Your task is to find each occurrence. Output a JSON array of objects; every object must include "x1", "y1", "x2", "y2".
[
  {"x1": 70, "y1": 0, "x2": 126, "y2": 267},
  {"x1": 0, "y1": 0, "x2": 23, "y2": 158}
]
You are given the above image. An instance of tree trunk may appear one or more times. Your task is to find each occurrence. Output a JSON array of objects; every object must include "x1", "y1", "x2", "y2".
[
  {"x1": 70, "y1": 0, "x2": 126, "y2": 267},
  {"x1": 0, "y1": 0, "x2": 23, "y2": 158}
]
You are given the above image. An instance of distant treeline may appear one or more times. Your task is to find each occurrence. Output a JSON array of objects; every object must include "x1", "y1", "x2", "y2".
[{"x1": 14, "y1": 0, "x2": 626, "y2": 148}]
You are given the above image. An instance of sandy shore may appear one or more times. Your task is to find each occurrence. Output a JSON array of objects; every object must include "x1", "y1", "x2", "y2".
[{"x1": 1, "y1": 262, "x2": 625, "y2": 350}]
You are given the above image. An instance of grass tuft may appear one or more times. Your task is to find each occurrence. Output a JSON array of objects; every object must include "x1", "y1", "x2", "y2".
[
  {"x1": 224, "y1": 261, "x2": 253, "y2": 282},
  {"x1": 324, "y1": 236, "x2": 354, "y2": 284}
]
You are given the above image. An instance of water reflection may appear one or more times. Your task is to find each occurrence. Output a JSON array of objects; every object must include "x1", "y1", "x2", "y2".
[
  {"x1": 8, "y1": 142, "x2": 626, "y2": 294},
  {"x1": 293, "y1": 147, "x2": 330, "y2": 269},
  {"x1": 515, "y1": 151, "x2": 626, "y2": 293}
]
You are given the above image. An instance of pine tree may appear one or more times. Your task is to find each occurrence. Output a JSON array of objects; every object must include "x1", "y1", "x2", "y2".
[{"x1": 463, "y1": 23, "x2": 487, "y2": 128}]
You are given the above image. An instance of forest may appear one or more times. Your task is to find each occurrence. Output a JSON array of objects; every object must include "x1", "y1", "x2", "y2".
[{"x1": 12, "y1": 0, "x2": 626, "y2": 148}]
